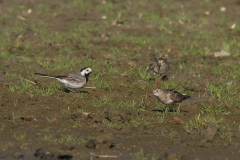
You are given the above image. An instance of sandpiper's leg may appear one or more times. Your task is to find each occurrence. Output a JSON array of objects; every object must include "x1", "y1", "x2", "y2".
[
  {"x1": 177, "y1": 104, "x2": 181, "y2": 113},
  {"x1": 156, "y1": 74, "x2": 162, "y2": 88},
  {"x1": 164, "y1": 104, "x2": 169, "y2": 113},
  {"x1": 159, "y1": 74, "x2": 162, "y2": 79}
]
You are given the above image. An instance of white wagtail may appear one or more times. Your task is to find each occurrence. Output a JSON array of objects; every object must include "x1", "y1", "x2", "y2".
[{"x1": 35, "y1": 67, "x2": 93, "y2": 93}]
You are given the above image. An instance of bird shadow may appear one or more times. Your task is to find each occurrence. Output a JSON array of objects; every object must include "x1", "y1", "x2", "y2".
[
  {"x1": 148, "y1": 75, "x2": 168, "y2": 83},
  {"x1": 152, "y1": 109, "x2": 189, "y2": 113},
  {"x1": 77, "y1": 91, "x2": 90, "y2": 94},
  {"x1": 152, "y1": 109, "x2": 176, "y2": 113},
  {"x1": 161, "y1": 75, "x2": 168, "y2": 81},
  {"x1": 63, "y1": 88, "x2": 90, "y2": 94}
]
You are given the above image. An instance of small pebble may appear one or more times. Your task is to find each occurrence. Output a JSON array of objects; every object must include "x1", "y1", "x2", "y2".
[
  {"x1": 220, "y1": 7, "x2": 226, "y2": 12},
  {"x1": 27, "y1": 9, "x2": 32, "y2": 14},
  {"x1": 231, "y1": 24, "x2": 236, "y2": 29},
  {"x1": 226, "y1": 80, "x2": 232, "y2": 86}
]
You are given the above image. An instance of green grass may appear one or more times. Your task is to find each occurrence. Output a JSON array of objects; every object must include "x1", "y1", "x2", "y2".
[
  {"x1": 0, "y1": 123, "x2": 4, "y2": 132},
  {"x1": 12, "y1": 132, "x2": 26, "y2": 141},
  {"x1": 200, "y1": 104, "x2": 228, "y2": 114},
  {"x1": 92, "y1": 77, "x2": 114, "y2": 91},
  {"x1": 130, "y1": 115, "x2": 152, "y2": 127},
  {"x1": 0, "y1": 50, "x2": 12, "y2": 61},
  {"x1": 132, "y1": 149, "x2": 158, "y2": 160},
  {"x1": 102, "y1": 119, "x2": 117, "y2": 128},
  {"x1": 143, "y1": 12, "x2": 160, "y2": 20},
  {"x1": 35, "y1": 4, "x2": 51, "y2": 17},
  {"x1": 37, "y1": 133, "x2": 87, "y2": 144},
  {"x1": 184, "y1": 114, "x2": 223, "y2": 132},
  {"x1": 6, "y1": 71, "x2": 61, "y2": 97},
  {"x1": 110, "y1": 100, "x2": 137, "y2": 110},
  {"x1": 110, "y1": 34, "x2": 152, "y2": 46},
  {"x1": 219, "y1": 131, "x2": 233, "y2": 141},
  {"x1": 98, "y1": 2, "x2": 114, "y2": 12},
  {"x1": 84, "y1": 94, "x2": 113, "y2": 107},
  {"x1": 36, "y1": 54, "x2": 75, "y2": 70},
  {"x1": 208, "y1": 79, "x2": 240, "y2": 107},
  {"x1": 138, "y1": 67, "x2": 151, "y2": 81},
  {"x1": 1, "y1": 0, "x2": 240, "y2": 158},
  {"x1": 72, "y1": 118, "x2": 82, "y2": 128},
  {"x1": 52, "y1": 32, "x2": 66, "y2": 44},
  {"x1": 9, "y1": 111, "x2": 22, "y2": 124},
  {"x1": 74, "y1": 0, "x2": 93, "y2": 10},
  {"x1": 153, "y1": 113, "x2": 165, "y2": 123}
]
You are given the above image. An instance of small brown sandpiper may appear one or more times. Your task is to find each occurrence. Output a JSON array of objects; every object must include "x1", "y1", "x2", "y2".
[
  {"x1": 149, "y1": 58, "x2": 170, "y2": 75},
  {"x1": 149, "y1": 58, "x2": 170, "y2": 84},
  {"x1": 153, "y1": 88, "x2": 190, "y2": 105},
  {"x1": 153, "y1": 77, "x2": 190, "y2": 112},
  {"x1": 153, "y1": 88, "x2": 190, "y2": 112}
]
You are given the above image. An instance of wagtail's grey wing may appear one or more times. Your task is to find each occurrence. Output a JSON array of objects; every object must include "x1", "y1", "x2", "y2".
[{"x1": 58, "y1": 73, "x2": 87, "y2": 88}]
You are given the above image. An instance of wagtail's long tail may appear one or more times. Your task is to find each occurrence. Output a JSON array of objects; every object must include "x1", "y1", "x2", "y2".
[{"x1": 35, "y1": 73, "x2": 56, "y2": 78}]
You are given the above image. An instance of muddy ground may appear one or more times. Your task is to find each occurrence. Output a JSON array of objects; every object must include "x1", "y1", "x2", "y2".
[{"x1": 1, "y1": 0, "x2": 240, "y2": 159}]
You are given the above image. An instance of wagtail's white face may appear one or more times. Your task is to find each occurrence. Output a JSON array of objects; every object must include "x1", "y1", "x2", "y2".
[{"x1": 80, "y1": 67, "x2": 93, "y2": 75}]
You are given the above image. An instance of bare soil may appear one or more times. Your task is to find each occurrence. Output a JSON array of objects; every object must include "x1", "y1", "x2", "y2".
[{"x1": 1, "y1": 0, "x2": 240, "y2": 160}]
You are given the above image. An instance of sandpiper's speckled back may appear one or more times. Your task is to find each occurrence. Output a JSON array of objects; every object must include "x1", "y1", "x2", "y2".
[
  {"x1": 149, "y1": 58, "x2": 170, "y2": 74},
  {"x1": 153, "y1": 88, "x2": 190, "y2": 105}
]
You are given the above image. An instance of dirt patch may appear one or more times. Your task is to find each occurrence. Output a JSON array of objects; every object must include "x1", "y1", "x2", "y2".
[{"x1": 1, "y1": 0, "x2": 240, "y2": 159}]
